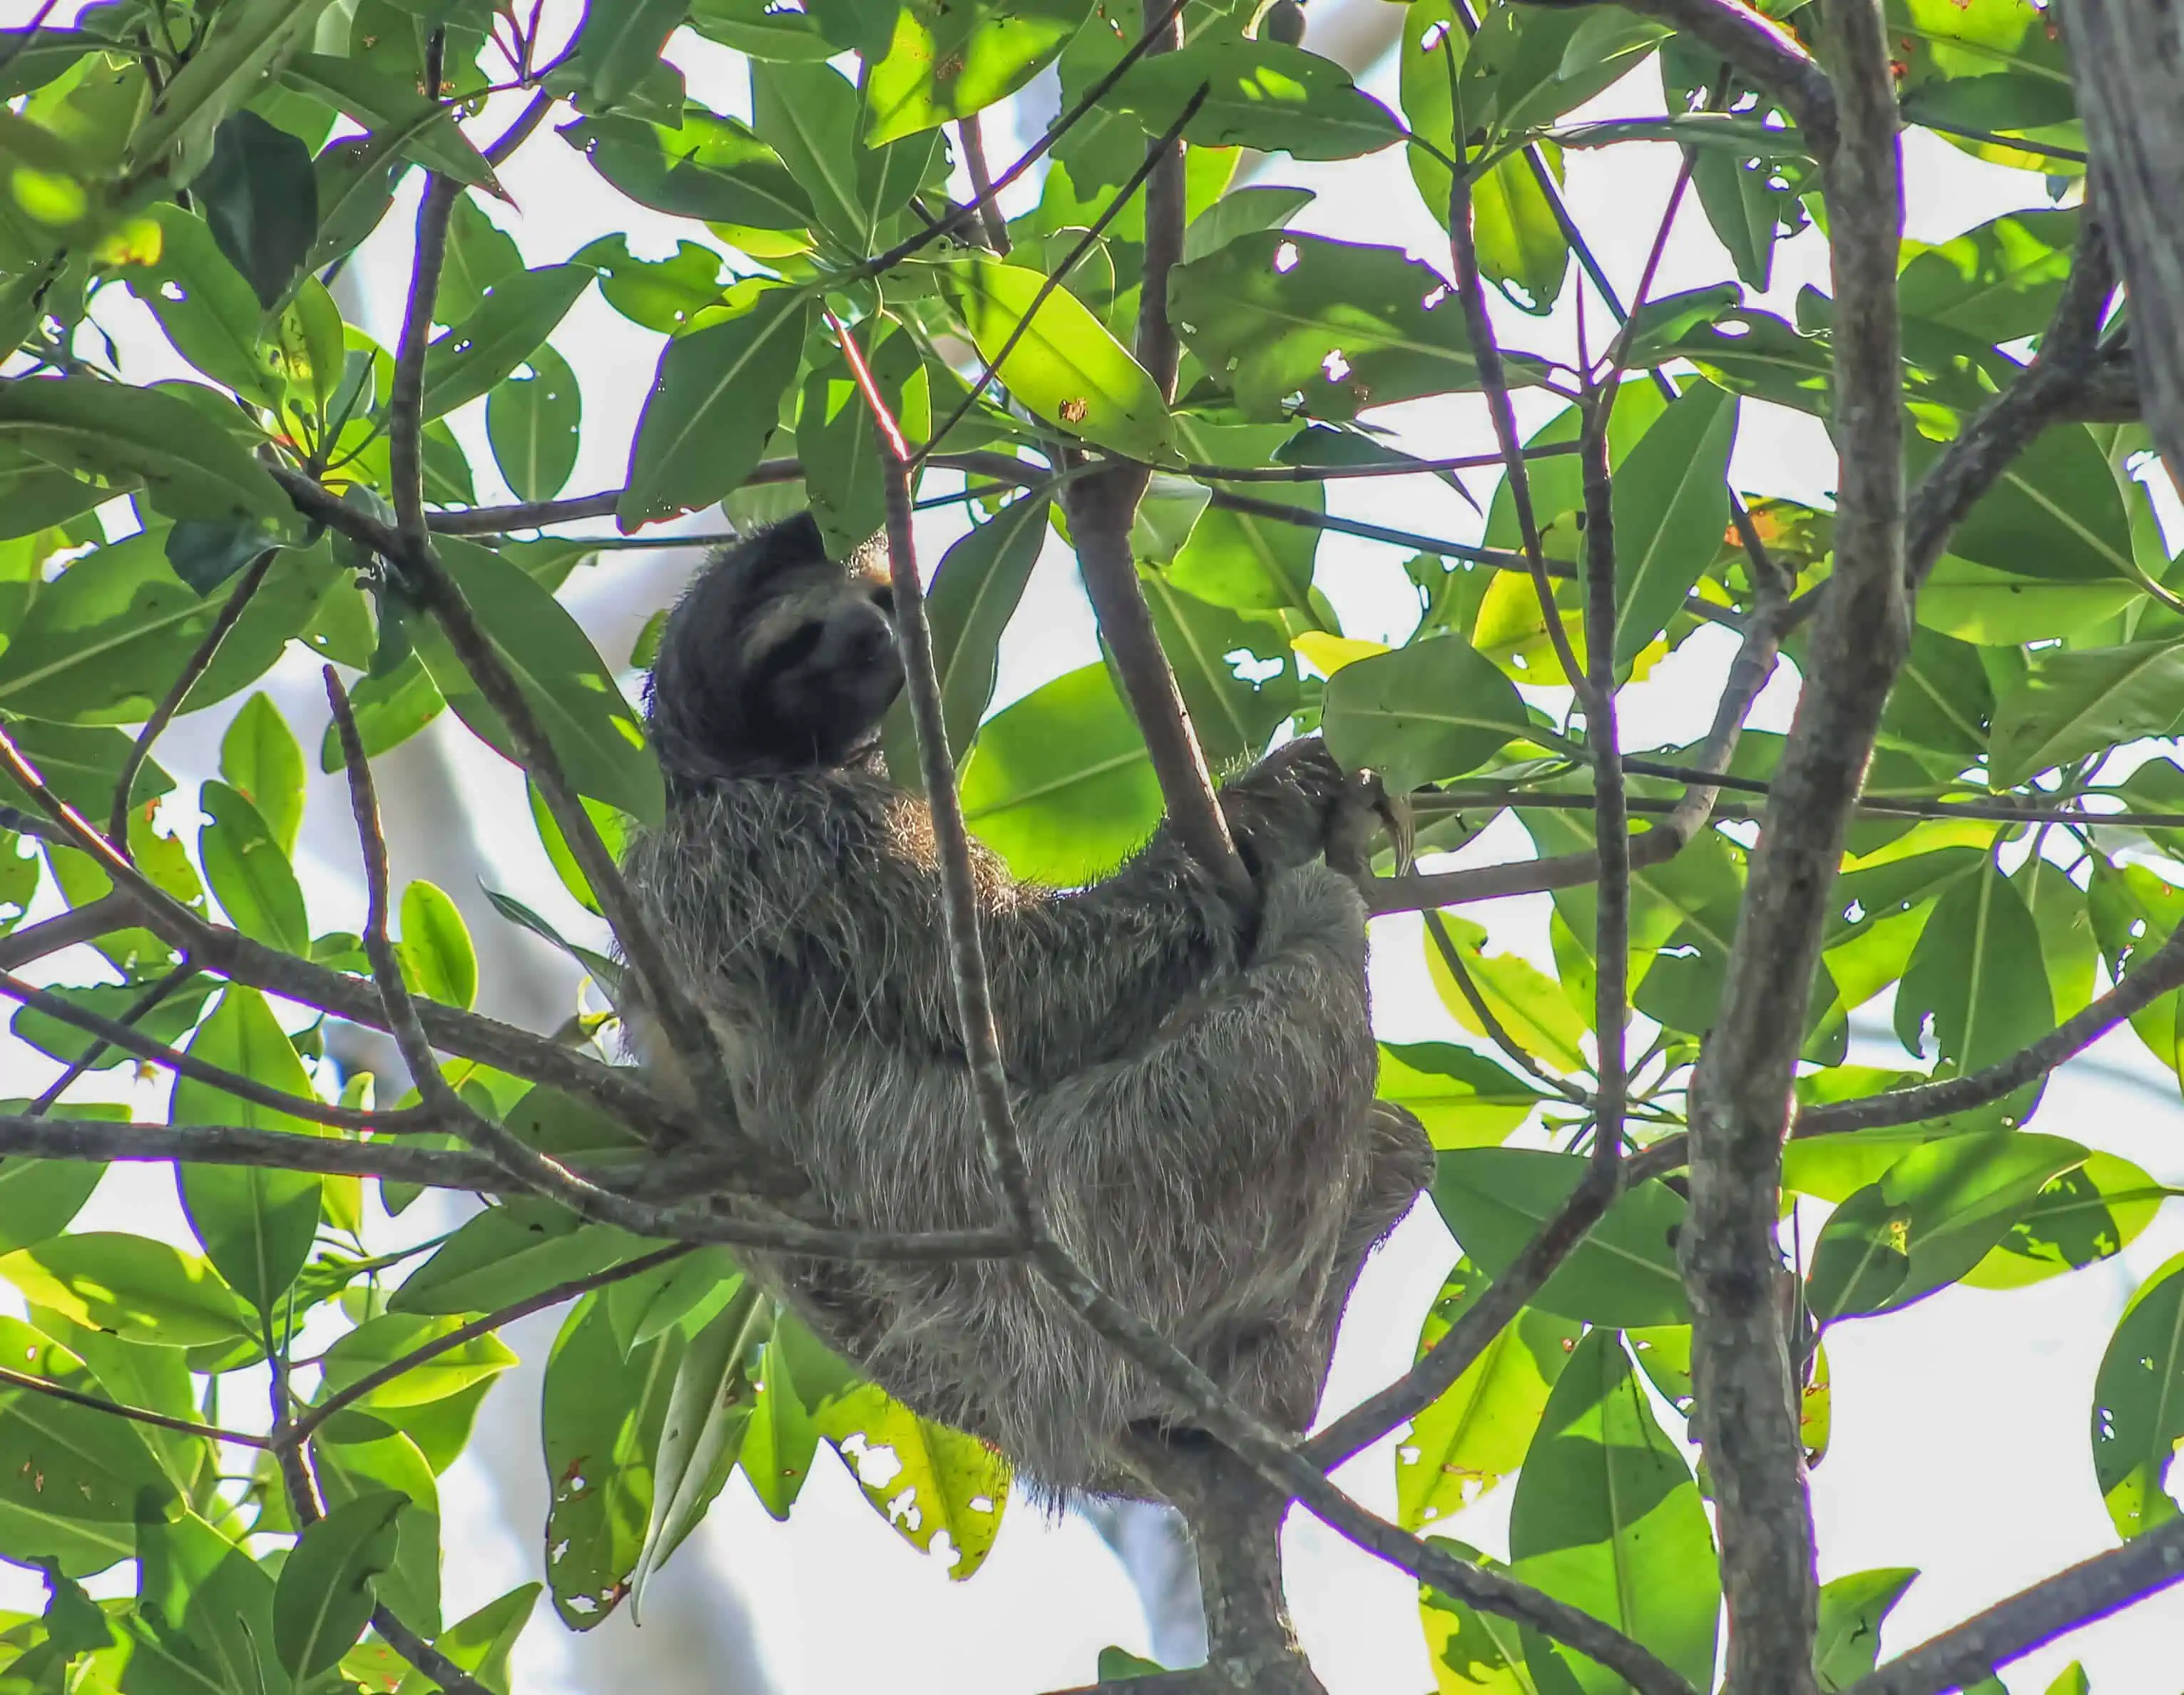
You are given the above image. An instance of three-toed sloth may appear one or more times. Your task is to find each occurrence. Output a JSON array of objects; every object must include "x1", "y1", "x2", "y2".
[{"x1": 619, "y1": 514, "x2": 1430, "y2": 1497}]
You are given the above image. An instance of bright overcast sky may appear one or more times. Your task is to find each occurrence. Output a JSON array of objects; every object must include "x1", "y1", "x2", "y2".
[{"x1": 8, "y1": 1, "x2": 2184, "y2": 1690}]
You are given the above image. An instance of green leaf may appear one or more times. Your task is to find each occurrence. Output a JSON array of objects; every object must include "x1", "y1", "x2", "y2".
[
  {"x1": 1167, "y1": 417, "x2": 1321, "y2": 612},
  {"x1": 273, "y1": 1490, "x2": 406, "y2": 1681},
  {"x1": 1182, "y1": 185, "x2": 1314, "y2": 263},
  {"x1": 1807, "y1": 1131, "x2": 2088, "y2": 1322},
  {"x1": 422, "y1": 263, "x2": 595, "y2": 421},
  {"x1": 199, "y1": 778, "x2": 308, "y2": 956},
  {"x1": 944, "y1": 255, "x2": 1173, "y2": 459},
  {"x1": 1471, "y1": 148, "x2": 1569, "y2": 313},
  {"x1": 1424, "y1": 913, "x2": 1592, "y2": 1073},
  {"x1": 816, "y1": 1381, "x2": 1013, "y2": 1578},
  {"x1": 0, "y1": 377, "x2": 287, "y2": 524},
  {"x1": 479, "y1": 350, "x2": 580, "y2": 514},
  {"x1": 1914, "y1": 559, "x2": 2142, "y2": 647},
  {"x1": 1171, "y1": 232, "x2": 1486, "y2": 421},
  {"x1": 562, "y1": 107, "x2": 813, "y2": 231},
  {"x1": 2093, "y1": 1251, "x2": 2184, "y2": 1539},
  {"x1": 864, "y1": 0, "x2": 1090, "y2": 146},
  {"x1": 543, "y1": 1291, "x2": 683, "y2": 1628},
  {"x1": 740, "y1": 1333, "x2": 821, "y2": 1520},
  {"x1": 571, "y1": 0, "x2": 694, "y2": 109},
  {"x1": 1377, "y1": 1042, "x2": 1541, "y2": 1149},
  {"x1": 397, "y1": 880, "x2": 479, "y2": 1010},
  {"x1": 1611, "y1": 380, "x2": 1737, "y2": 669},
  {"x1": 1396, "y1": 1258, "x2": 1578, "y2": 1530},
  {"x1": 1988, "y1": 640, "x2": 2184, "y2": 786},
  {"x1": 170, "y1": 985, "x2": 325, "y2": 1314},
  {"x1": 801, "y1": 324, "x2": 929, "y2": 557},
  {"x1": 389, "y1": 1582, "x2": 539, "y2": 1695},
  {"x1": 282, "y1": 52, "x2": 501, "y2": 188},
  {"x1": 617, "y1": 285, "x2": 811, "y2": 528},
  {"x1": 220, "y1": 691, "x2": 305, "y2": 858},
  {"x1": 1964, "y1": 1152, "x2": 2170, "y2": 1289},
  {"x1": 1138, "y1": 573, "x2": 1301, "y2": 769},
  {"x1": 959, "y1": 662, "x2": 1161, "y2": 884},
  {"x1": 1917, "y1": 424, "x2": 2134, "y2": 583},
  {"x1": 1508, "y1": 1329, "x2": 1719, "y2": 1695},
  {"x1": 316, "y1": 652, "x2": 446, "y2": 771},
  {"x1": 1894, "y1": 858, "x2": 2053, "y2": 1082},
  {"x1": 11, "y1": 980, "x2": 213, "y2": 1074},
  {"x1": 1, "y1": 717, "x2": 173, "y2": 821},
  {"x1": 1432, "y1": 1149, "x2": 1689, "y2": 1326},
  {"x1": 126, "y1": 1507, "x2": 283, "y2": 1695},
  {"x1": 751, "y1": 61, "x2": 937, "y2": 250},
  {"x1": 409, "y1": 536, "x2": 663, "y2": 822},
  {"x1": 0, "y1": 1112, "x2": 116, "y2": 1252},
  {"x1": 0, "y1": 1234, "x2": 251, "y2": 1348},
  {"x1": 320, "y1": 1313, "x2": 519, "y2": 1410},
  {"x1": 0, "y1": 1314, "x2": 175, "y2": 1525},
  {"x1": 1814, "y1": 1567, "x2": 1919, "y2": 1690},
  {"x1": 118, "y1": 204, "x2": 283, "y2": 405},
  {"x1": 1322, "y1": 634, "x2": 1533, "y2": 791},
  {"x1": 882, "y1": 493, "x2": 1049, "y2": 774},
  {"x1": 312, "y1": 1430, "x2": 440, "y2": 1639},
  {"x1": 1104, "y1": 39, "x2": 1402, "y2": 159},
  {"x1": 633, "y1": 1282, "x2": 768, "y2": 1603},
  {"x1": 1417, "y1": 1537, "x2": 1538, "y2": 1695},
  {"x1": 125, "y1": 0, "x2": 337, "y2": 178},
  {"x1": 1899, "y1": 208, "x2": 2078, "y2": 344},
  {"x1": 1881, "y1": 626, "x2": 1993, "y2": 763},
  {"x1": 195, "y1": 109, "x2": 317, "y2": 309},
  {"x1": 391, "y1": 1198, "x2": 652, "y2": 1316}
]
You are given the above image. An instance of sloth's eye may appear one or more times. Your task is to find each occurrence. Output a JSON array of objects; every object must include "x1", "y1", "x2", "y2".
[
  {"x1": 871, "y1": 583, "x2": 896, "y2": 618},
  {"x1": 763, "y1": 623, "x2": 824, "y2": 673}
]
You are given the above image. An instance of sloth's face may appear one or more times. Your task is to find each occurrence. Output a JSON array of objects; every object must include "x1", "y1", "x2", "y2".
[{"x1": 747, "y1": 574, "x2": 904, "y2": 766}]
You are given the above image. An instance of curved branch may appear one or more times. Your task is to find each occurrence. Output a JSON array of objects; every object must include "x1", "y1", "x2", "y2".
[
  {"x1": 0, "y1": 1112, "x2": 511, "y2": 1190},
  {"x1": 1842, "y1": 1519, "x2": 2184, "y2": 1695}
]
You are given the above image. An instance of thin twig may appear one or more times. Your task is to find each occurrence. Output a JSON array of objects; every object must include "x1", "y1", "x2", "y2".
[
  {"x1": 1423, "y1": 913, "x2": 1590, "y2": 1107},
  {"x1": 484, "y1": 86, "x2": 554, "y2": 167},
  {"x1": 0, "y1": 1357, "x2": 270, "y2": 1448},
  {"x1": 389, "y1": 176, "x2": 461, "y2": 542},
  {"x1": 0, "y1": 1112, "x2": 511, "y2": 1192},
  {"x1": 285, "y1": 1244, "x2": 691, "y2": 1448},
  {"x1": 26, "y1": 957, "x2": 196, "y2": 1117},
  {"x1": 958, "y1": 113, "x2": 1011, "y2": 254},
  {"x1": 109, "y1": 548, "x2": 276, "y2": 853},
  {"x1": 1579, "y1": 396, "x2": 1628, "y2": 1172}
]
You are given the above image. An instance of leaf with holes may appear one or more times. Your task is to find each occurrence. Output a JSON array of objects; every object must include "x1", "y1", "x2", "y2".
[
  {"x1": 282, "y1": 52, "x2": 501, "y2": 188},
  {"x1": 422, "y1": 264, "x2": 595, "y2": 421},
  {"x1": 864, "y1": 0, "x2": 1091, "y2": 145},
  {"x1": 1102, "y1": 38, "x2": 1402, "y2": 160},
  {"x1": 199, "y1": 779, "x2": 308, "y2": 956},
  {"x1": 2093, "y1": 1251, "x2": 2184, "y2": 1539},
  {"x1": 487, "y1": 344, "x2": 582, "y2": 503},
  {"x1": 1989, "y1": 640, "x2": 2184, "y2": 787},
  {"x1": 562, "y1": 107, "x2": 814, "y2": 230}
]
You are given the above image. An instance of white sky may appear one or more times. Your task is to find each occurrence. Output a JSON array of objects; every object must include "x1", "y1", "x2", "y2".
[{"x1": 6, "y1": 1, "x2": 2184, "y2": 1691}]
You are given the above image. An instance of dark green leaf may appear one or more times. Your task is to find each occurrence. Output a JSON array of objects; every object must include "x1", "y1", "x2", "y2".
[
  {"x1": 0, "y1": 377, "x2": 287, "y2": 524},
  {"x1": 617, "y1": 285, "x2": 810, "y2": 528},
  {"x1": 126, "y1": 1507, "x2": 282, "y2": 1695},
  {"x1": 0, "y1": 453, "x2": 107, "y2": 541},
  {"x1": 272, "y1": 1490, "x2": 405, "y2": 1680},
  {"x1": 0, "y1": 1314, "x2": 175, "y2": 1525},
  {"x1": 0, "y1": 717, "x2": 172, "y2": 821},
  {"x1": 633, "y1": 1283, "x2": 768, "y2": 1602},
  {"x1": 1137, "y1": 573, "x2": 1300, "y2": 770},
  {"x1": 1321, "y1": 634, "x2": 1534, "y2": 791},
  {"x1": 571, "y1": 0, "x2": 693, "y2": 109},
  {"x1": 422, "y1": 263, "x2": 595, "y2": 420},
  {"x1": 1432, "y1": 1149, "x2": 1689, "y2": 1326},
  {"x1": 544, "y1": 1291, "x2": 683, "y2": 1628},
  {"x1": 1106, "y1": 39, "x2": 1402, "y2": 159},
  {"x1": 486, "y1": 343, "x2": 582, "y2": 503},
  {"x1": 1918, "y1": 424, "x2": 2134, "y2": 584},
  {"x1": 165, "y1": 520, "x2": 277, "y2": 595},
  {"x1": 195, "y1": 109, "x2": 317, "y2": 309},
  {"x1": 11, "y1": 980, "x2": 211, "y2": 1073},
  {"x1": 1894, "y1": 858, "x2": 2053, "y2": 1078},
  {"x1": 562, "y1": 107, "x2": 814, "y2": 231},
  {"x1": 315, "y1": 652, "x2": 445, "y2": 772},
  {"x1": 1172, "y1": 232, "x2": 1489, "y2": 421},
  {"x1": 1966, "y1": 1152, "x2": 2169, "y2": 1289},
  {"x1": 409, "y1": 536, "x2": 663, "y2": 822},
  {"x1": 1180, "y1": 184, "x2": 1314, "y2": 263},
  {"x1": 572, "y1": 235, "x2": 729, "y2": 333},
  {"x1": 283, "y1": 51, "x2": 501, "y2": 188},
  {"x1": 1611, "y1": 380, "x2": 1737, "y2": 669},
  {"x1": 1988, "y1": 641, "x2": 2184, "y2": 786}
]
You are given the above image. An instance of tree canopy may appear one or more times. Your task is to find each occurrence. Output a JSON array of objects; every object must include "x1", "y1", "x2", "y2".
[{"x1": 0, "y1": 0, "x2": 2173, "y2": 1691}]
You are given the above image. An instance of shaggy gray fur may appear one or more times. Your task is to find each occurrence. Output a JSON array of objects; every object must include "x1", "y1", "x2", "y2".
[{"x1": 620, "y1": 518, "x2": 1432, "y2": 1497}]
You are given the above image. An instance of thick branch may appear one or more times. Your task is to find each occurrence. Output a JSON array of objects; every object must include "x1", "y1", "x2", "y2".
[
  {"x1": 1580, "y1": 399, "x2": 1628, "y2": 1170},
  {"x1": 1680, "y1": 1, "x2": 1904, "y2": 1684},
  {"x1": 2067, "y1": 0, "x2": 2184, "y2": 486},
  {"x1": 0, "y1": 893, "x2": 137, "y2": 971},
  {"x1": 0, "y1": 1112, "x2": 509, "y2": 1191},
  {"x1": 1843, "y1": 1519, "x2": 2184, "y2": 1695}
]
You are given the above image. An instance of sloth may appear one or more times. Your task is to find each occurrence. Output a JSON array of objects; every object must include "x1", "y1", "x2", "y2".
[{"x1": 618, "y1": 514, "x2": 1432, "y2": 1497}]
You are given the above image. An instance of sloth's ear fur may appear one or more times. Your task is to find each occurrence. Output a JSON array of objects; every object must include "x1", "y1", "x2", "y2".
[{"x1": 644, "y1": 516, "x2": 902, "y2": 779}]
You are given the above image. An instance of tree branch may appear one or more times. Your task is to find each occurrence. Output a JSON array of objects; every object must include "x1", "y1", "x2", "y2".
[
  {"x1": 27, "y1": 957, "x2": 195, "y2": 1117},
  {"x1": 1580, "y1": 396, "x2": 1628, "y2": 1171},
  {"x1": 0, "y1": 1111, "x2": 511, "y2": 1190},
  {"x1": 1680, "y1": 0, "x2": 1904, "y2": 1681},
  {"x1": 0, "y1": 893, "x2": 138, "y2": 971},
  {"x1": 1842, "y1": 1519, "x2": 2184, "y2": 1695},
  {"x1": 0, "y1": 1358, "x2": 269, "y2": 1450}
]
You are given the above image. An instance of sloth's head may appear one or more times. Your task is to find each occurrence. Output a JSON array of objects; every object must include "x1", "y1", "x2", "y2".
[{"x1": 645, "y1": 514, "x2": 902, "y2": 779}]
